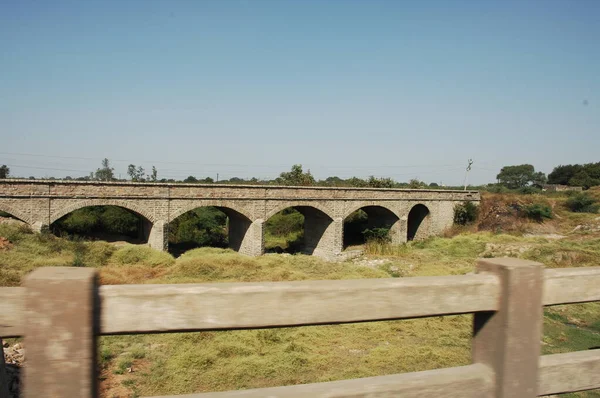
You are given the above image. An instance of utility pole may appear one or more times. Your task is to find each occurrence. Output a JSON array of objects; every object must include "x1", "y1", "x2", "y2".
[{"x1": 463, "y1": 159, "x2": 473, "y2": 190}]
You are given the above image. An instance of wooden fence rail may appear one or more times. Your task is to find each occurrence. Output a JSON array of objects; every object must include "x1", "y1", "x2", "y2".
[{"x1": 1, "y1": 258, "x2": 599, "y2": 398}]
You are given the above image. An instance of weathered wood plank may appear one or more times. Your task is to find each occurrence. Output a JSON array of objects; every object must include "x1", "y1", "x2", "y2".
[
  {"x1": 0, "y1": 287, "x2": 24, "y2": 337},
  {"x1": 149, "y1": 363, "x2": 493, "y2": 398},
  {"x1": 24, "y1": 267, "x2": 98, "y2": 398},
  {"x1": 100, "y1": 274, "x2": 500, "y2": 334},
  {"x1": 473, "y1": 258, "x2": 544, "y2": 398},
  {"x1": 538, "y1": 349, "x2": 600, "y2": 395},
  {"x1": 0, "y1": 338, "x2": 9, "y2": 398},
  {"x1": 543, "y1": 267, "x2": 600, "y2": 305}
]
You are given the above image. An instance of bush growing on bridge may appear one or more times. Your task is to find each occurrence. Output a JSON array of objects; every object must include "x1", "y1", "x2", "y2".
[{"x1": 453, "y1": 201, "x2": 478, "y2": 225}]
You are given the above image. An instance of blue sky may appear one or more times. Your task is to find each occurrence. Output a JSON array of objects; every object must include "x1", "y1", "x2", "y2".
[{"x1": 1, "y1": 0, "x2": 598, "y2": 184}]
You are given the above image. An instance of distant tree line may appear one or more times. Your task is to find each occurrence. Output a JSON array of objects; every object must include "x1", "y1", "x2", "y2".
[
  {"x1": 489, "y1": 162, "x2": 600, "y2": 193},
  {"x1": 4, "y1": 158, "x2": 600, "y2": 191},
  {"x1": 548, "y1": 162, "x2": 600, "y2": 189}
]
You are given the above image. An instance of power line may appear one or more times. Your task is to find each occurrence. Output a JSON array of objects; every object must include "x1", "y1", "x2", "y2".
[{"x1": 0, "y1": 151, "x2": 472, "y2": 170}]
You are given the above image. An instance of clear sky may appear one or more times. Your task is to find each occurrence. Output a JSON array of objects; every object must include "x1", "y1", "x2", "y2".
[{"x1": 1, "y1": 0, "x2": 598, "y2": 185}]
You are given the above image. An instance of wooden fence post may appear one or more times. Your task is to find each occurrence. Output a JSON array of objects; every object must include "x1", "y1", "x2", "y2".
[
  {"x1": 0, "y1": 338, "x2": 8, "y2": 398},
  {"x1": 24, "y1": 267, "x2": 98, "y2": 398},
  {"x1": 473, "y1": 258, "x2": 544, "y2": 398}
]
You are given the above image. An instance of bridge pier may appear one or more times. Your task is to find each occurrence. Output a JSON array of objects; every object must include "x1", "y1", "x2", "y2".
[
  {"x1": 30, "y1": 221, "x2": 49, "y2": 234},
  {"x1": 147, "y1": 220, "x2": 168, "y2": 251},
  {"x1": 390, "y1": 218, "x2": 406, "y2": 245},
  {"x1": 307, "y1": 216, "x2": 343, "y2": 260},
  {"x1": 237, "y1": 219, "x2": 265, "y2": 257}
]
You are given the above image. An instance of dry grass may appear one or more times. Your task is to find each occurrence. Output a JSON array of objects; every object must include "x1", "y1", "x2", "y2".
[{"x1": 1, "y1": 192, "x2": 600, "y2": 397}]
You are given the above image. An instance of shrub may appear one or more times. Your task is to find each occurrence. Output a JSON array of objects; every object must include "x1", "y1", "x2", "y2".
[
  {"x1": 453, "y1": 201, "x2": 478, "y2": 225},
  {"x1": 362, "y1": 227, "x2": 391, "y2": 243},
  {"x1": 265, "y1": 208, "x2": 304, "y2": 236},
  {"x1": 523, "y1": 203, "x2": 553, "y2": 222},
  {"x1": 566, "y1": 193, "x2": 600, "y2": 213},
  {"x1": 518, "y1": 186, "x2": 541, "y2": 195}
]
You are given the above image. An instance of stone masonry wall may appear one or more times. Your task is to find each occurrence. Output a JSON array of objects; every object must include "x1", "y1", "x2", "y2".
[{"x1": 0, "y1": 180, "x2": 480, "y2": 258}]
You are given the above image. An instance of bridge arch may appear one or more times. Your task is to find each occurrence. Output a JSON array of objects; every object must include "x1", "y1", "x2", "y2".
[
  {"x1": 167, "y1": 203, "x2": 261, "y2": 256},
  {"x1": 0, "y1": 202, "x2": 31, "y2": 224},
  {"x1": 168, "y1": 201, "x2": 253, "y2": 224},
  {"x1": 265, "y1": 202, "x2": 334, "y2": 221},
  {"x1": 407, "y1": 203, "x2": 431, "y2": 241},
  {"x1": 265, "y1": 203, "x2": 337, "y2": 256},
  {"x1": 49, "y1": 200, "x2": 161, "y2": 248},
  {"x1": 343, "y1": 205, "x2": 401, "y2": 247},
  {"x1": 50, "y1": 199, "x2": 157, "y2": 225}
]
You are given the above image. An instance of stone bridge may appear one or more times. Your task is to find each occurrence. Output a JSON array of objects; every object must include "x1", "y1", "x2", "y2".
[{"x1": 0, "y1": 180, "x2": 479, "y2": 258}]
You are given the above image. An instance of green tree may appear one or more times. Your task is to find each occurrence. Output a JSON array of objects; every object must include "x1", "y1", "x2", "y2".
[
  {"x1": 322, "y1": 176, "x2": 345, "y2": 187},
  {"x1": 453, "y1": 201, "x2": 478, "y2": 225},
  {"x1": 127, "y1": 164, "x2": 145, "y2": 182},
  {"x1": 367, "y1": 176, "x2": 395, "y2": 188},
  {"x1": 408, "y1": 179, "x2": 426, "y2": 189},
  {"x1": 548, "y1": 164, "x2": 583, "y2": 185},
  {"x1": 496, "y1": 164, "x2": 546, "y2": 189},
  {"x1": 0, "y1": 165, "x2": 9, "y2": 179},
  {"x1": 150, "y1": 166, "x2": 158, "y2": 182},
  {"x1": 94, "y1": 158, "x2": 114, "y2": 181},
  {"x1": 548, "y1": 162, "x2": 600, "y2": 188},
  {"x1": 276, "y1": 164, "x2": 315, "y2": 186},
  {"x1": 346, "y1": 177, "x2": 368, "y2": 187},
  {"x1": 569, "y1": 170, "x2": 600, "y2": 189},
  {"x1": 183, "y1": 176, "x2": 198, "y2": 183}
]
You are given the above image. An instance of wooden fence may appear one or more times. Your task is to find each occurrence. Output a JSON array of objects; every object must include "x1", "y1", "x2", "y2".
[{"x1": 1, "y1": 257, "x2": 599, "y2": 398}]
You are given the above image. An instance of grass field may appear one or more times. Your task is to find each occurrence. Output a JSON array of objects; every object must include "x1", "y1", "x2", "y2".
[{"x1": 1, "y1": 191, "x2": 599, "y2": 397}]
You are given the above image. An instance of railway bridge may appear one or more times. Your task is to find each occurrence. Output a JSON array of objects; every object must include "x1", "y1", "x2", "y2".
[{"x1": 0, "y1": 180, "x2": 479, "y2": 258}]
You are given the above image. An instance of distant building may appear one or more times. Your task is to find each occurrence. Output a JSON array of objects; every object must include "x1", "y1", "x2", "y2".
[{"x1": 542, "y1": 184, "x2": 583, "y2": 192}]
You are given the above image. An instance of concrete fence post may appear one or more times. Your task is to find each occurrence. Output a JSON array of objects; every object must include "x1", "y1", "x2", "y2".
[
  {"x1": 24, "y1": 267, "x2": 99, "y2": 398},
  {"x1": 472, "y1": 258, "x2": 544, "y2": 398}
]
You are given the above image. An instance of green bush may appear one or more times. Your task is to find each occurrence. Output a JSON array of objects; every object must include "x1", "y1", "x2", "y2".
[
  {"x1": 265, "y1": 208, "x2": 304, "y2": 236},
  {"x1": 566, "y1": 193, "x2": 600, "y2": 213},
  {"x1": 169, "y1": 207, "x2": 228, "y2": 247},
  {"x1": 518, "y1": 186, "x2": 541, "y2": 195},
  {"x1": 523, "y1": 203, "x2": 553, "y2": 222},
  {"x1": 53, "y1": 206, "x2": 141, "y2": 238},
  {"x1": 453, "y1": 201, "x2": 478, "y2": 225},
  {"x1": 362, "y1": 227, "x2": 391, "y2": 243}
]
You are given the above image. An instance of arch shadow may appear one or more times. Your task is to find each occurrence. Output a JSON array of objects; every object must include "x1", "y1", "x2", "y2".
[
  {"x1": 407, "y1": 204, "x2": 431, "y2": 241},
  {"x1": 168, "y1": 206, "x2": 253, "y2": 256},
  {"x1": 343, "y1": 205, "x2": 400, "y2": 248},
  {"x1": 265, "y1": 205, "x2": 334, "y2": 255},
  {"x1": 50, "y1": 200, "x2": 156, "y2": 225},
  {"x1": 50, "y1": 204, "x2": 154, "y2": 245}
]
